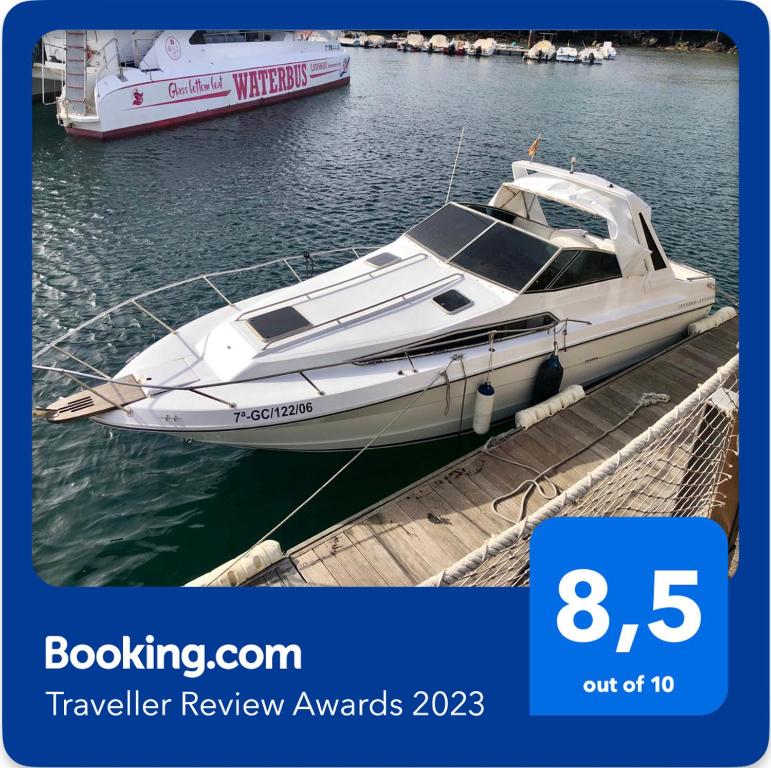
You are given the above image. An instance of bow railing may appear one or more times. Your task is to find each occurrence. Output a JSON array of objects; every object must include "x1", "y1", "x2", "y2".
[{"x1": 33, "y1": 245, "x2": 384, "y2": 410}]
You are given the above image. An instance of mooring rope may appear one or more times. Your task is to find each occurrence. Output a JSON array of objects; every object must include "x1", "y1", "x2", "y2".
[
  {"x1": 422, "y1": 355, "x2": 739, "y2": 587},
  {"x1": 204, "y1": 356, "x2": 462, "y2": 586},
  {"x1": 483, "y1": 391, "x2": 671, "y2": 525}
]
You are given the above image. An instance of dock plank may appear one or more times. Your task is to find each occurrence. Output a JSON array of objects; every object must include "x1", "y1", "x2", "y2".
[
  {"x1": 292, "y1": 550, "x2": 340, "y2": 586},
  {"x1": 246, "y1": 319, "x2": 737, "y2": 587}
]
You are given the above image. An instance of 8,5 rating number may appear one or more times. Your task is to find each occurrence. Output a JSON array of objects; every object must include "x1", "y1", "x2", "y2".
[{"x1": 558, "y1": 568, "x2": 701, "y2": 652}]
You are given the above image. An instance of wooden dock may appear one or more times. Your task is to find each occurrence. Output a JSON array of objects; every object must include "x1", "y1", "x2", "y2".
[{"x1": 247, "y1": 318, "x2": 738, "y2": 587}]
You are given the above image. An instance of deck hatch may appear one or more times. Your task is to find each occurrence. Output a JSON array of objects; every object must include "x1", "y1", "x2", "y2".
[
  {"x1": 246, "y1": 306, "x2": 312, "y2": 341},
  {"x1": 433, "y1": 289, "x2": 472, "y2": 313},
  {"x1": 367, "y1": 252, "x2": 400, "y2": 267}
]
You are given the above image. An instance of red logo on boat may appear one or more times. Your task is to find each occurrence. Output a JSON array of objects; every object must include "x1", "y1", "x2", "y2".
[
  {"x1": 132, "y1": 89, "x2": 144, "y2": 106},
  {"x1": 165, "y1": 36, "x2": 182, "y2": 60}
]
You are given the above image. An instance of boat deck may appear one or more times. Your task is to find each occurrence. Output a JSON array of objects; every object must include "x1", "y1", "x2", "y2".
[{"x1": 247, "y1": 318, "x2": 738, "y2": 587}]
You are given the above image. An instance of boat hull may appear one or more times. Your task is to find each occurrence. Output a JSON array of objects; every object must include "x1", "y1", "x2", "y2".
[
  {"x1": 95, "y1": 307, "x2": 708, "y2": 451},
  {"x1": 60, "y1": 41, "x2": 351, "y2": 139},
  {"x1": 64, "y1": 77, "x2": 349, "y2": 139}
]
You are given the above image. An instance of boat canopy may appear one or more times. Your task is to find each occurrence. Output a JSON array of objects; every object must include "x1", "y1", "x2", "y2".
[{"x1": 494, "y1": 161, "x2": 659, "y2": 277}]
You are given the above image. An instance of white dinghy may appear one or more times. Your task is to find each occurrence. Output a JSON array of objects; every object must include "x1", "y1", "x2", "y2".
[
  {"x1": 556, "y1": 46, "x2": 578, "y2": 63},
  {"x1": 36, "y1": 160, "x2": 716, "y2": 451}
]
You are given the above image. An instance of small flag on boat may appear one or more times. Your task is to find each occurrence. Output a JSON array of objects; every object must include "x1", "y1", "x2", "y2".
[{"x1": 527, "y1": 133, "x2": 541, "y2": 159}]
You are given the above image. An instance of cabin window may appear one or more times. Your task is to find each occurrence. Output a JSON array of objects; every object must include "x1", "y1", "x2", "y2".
[
  {"x1": 246, "y1": 306, "x2": 312, "y2": 341},
  {"x1": 450, "y1": 223, "x2": 558, "y2": 292},
  {"x1": 538, "y1": 198, "x2": 609, "y2": 240},
  {"x1": 547, "y1": 250, "x2": 622, "y2": 290},
  {"x1": 406, "y1": 204, "x2": 490, "y2": 259},
  {"x1": 433, "y1": 289, "x2": 472, "y2": 313},
  {"x1": 462, "y1": 202, "x2": 520, "y2": 226},
  {"x1": 639, "y1": 214, "x2": 667, "y2": 270},
  {"x1": 526, "y1": 249, "x2": 581, "y2": 292},
  {"x1": 355, "y1": 313, "x2": 558, "y2": 363},
  {"x1": 189, "y1": 30, "x2": 270, "y2": 45}
]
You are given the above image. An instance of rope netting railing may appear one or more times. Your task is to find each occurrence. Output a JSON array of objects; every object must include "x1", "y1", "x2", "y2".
[{"x1": 421, "y1": 354, "x2": 739, "y2": 587}]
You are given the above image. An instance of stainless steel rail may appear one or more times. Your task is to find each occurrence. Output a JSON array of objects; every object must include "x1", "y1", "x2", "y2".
[
  {"x1": 235, "y1": 252, "x2": 429, "y2": 322},
  {"x1": 32, "y1": 245, "x2": 383, "y2": 407},
  {"x1": 33, "y1": 245, "x2": 381, "y2": 361},
  {"x1": 33, "y1": 243, "x2": 591, "y2": 412}
]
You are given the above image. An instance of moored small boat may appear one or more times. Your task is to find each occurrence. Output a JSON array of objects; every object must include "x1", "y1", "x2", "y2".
[
  {"x1": 578, "y1": 47, "x2": 602, "y2": 64},
  {"x1": 338, "y1": 31, "x2": 366, "y2": 47},
  {"x1": 600, "y1": 40, "x2": 617, "y2": 59},
  {"x1": 423, "y1": 34, "x2": 449, "y2": 53},
  {"x1": 468, "y1": 38, "x2": 497, "y2": 56},
  {"x1": 495, "y1": 41, "x2": 524, "y2": 55},
  {"x1": 398, "y1": 31, "x2": 425, "y2": 52},
  {"x1": 556, "y1": 46, "x2": 578, "y2": 62},
  {"x1": 523, "y1": 39, "x2": 556, "y2": 61}
]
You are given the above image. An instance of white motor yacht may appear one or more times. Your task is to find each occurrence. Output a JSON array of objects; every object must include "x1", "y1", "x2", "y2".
[
  {"x1": 363, "y1": 34, "x2": 385, "y2": 48},
  {"x1": 556, "y1": 46, "x2": 578, "y2": 62},
  {"x1": 38, "y1": 160, "x2": 716, "y2": 451}
]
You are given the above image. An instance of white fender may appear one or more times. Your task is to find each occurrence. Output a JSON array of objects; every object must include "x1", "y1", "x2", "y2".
[
  {"x1": 473, "y1": 382, "x2": 496, "y2": 435},
  {"x1": 185, "y1": 539, "x2": 283, "y2": 587},
  {"x1": 688, "y1": 306, "x2": 737, "y2": 336},
  {"x1": 515, "y1": 384, "x2": 585, "y2": 430}
]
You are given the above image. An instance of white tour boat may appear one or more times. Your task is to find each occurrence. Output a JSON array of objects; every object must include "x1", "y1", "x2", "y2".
[
  {"x1": 37, "y1": 160, "x2": 716, "y2": 451},
  {"x1": 556, "y1": 46, "x2": 579, "y2": 63},
  {"x1": 523, "y1": 40, "x2": 556, "y2": 61},
  {"x1": 55, "y1": 30, "x2": 350, "y2": 139}
]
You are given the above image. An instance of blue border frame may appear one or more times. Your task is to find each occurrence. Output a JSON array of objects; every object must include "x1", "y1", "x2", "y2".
[{"x1": 5, "y1": 2, "x2": 768, "y2": 765}]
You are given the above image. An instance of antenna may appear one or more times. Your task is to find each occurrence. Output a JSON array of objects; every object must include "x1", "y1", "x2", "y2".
[{"x1": 445, "y1": 125, "x2": 466, "y2": 205}]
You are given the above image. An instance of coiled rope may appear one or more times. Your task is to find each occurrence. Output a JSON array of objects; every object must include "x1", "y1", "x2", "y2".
[{"x1": 484, "y1": 391, "x2": 671, "y2": 524}]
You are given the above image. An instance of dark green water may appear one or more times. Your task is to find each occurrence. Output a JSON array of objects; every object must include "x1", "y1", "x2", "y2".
[{"x1": 32, "y1": 47, "x2": 738, "y2": 586}]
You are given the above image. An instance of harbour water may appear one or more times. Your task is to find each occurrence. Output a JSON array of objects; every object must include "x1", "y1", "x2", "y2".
[{"x1": 32, "y1": 46, "x2": 738, "y2": 586}]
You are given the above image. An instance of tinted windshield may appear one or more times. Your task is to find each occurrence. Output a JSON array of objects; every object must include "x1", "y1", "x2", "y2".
[
  {"x1": 451, "y1": 222, "x2": 559, "y2": 292},
  {"x1": 406, "y1": 204, "x2": 490, "y2": 259}
]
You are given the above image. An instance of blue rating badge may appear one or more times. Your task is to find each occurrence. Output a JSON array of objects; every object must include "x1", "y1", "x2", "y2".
[{"x1": 529, "y1": 517, "x2": 727, "y2": 715}]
